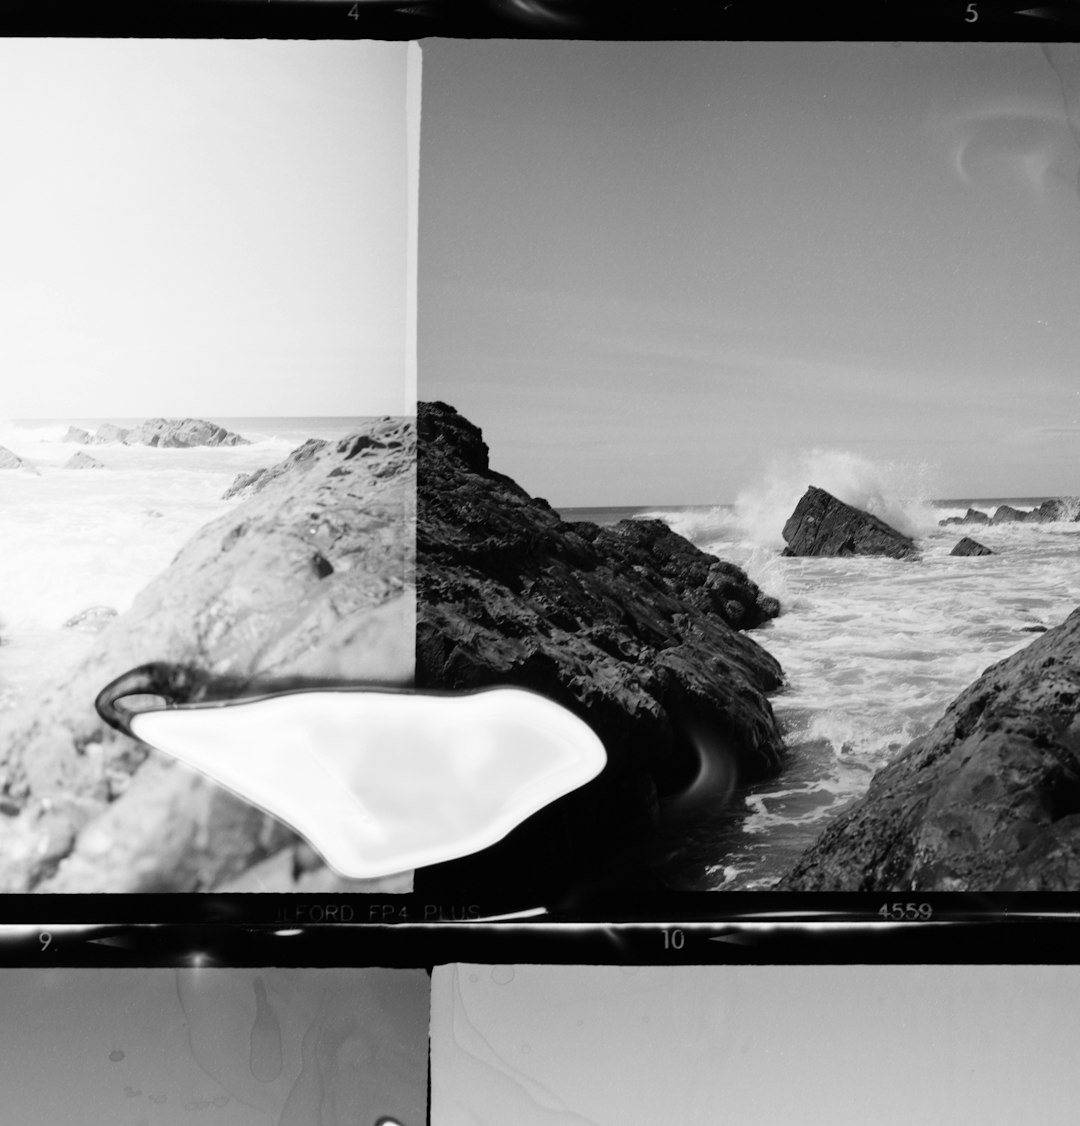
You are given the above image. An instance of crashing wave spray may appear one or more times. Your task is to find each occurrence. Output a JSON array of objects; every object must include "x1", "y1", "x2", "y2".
[{"x1": 732, "y1": 448, "x2": 938, "y2": 550}]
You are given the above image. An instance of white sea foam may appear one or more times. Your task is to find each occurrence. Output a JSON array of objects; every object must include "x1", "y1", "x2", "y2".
[
  {"x1": 732, "y1": 447, "x2": 939, "y2": 550},
  {"x1": 640, "y1": 469, "x2": 1080, "y2": 889},
  {"x1": 0, "y1": 418, "x2": 363, "y2": 710}
]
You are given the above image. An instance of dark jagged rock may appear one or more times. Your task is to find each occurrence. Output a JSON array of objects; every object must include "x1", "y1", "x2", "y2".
[
  {"x1": 990, "y1": 504, "x2": 1027, "y2": 524},
  {"x1": 90, "y1": 423, "x2": 131, "y2": 444},
  {"x1": 939, "y1": 507, "x2": 989, "y2": 527},
  {"x1": 64, "y1": 451, "x2": 105, "y2": 470},
  {"x1": 1028, "y1": 497, "x2": 1080, "y2": 523},
  {"x1": 0, "y1": 416, "x2": 414, "y2": 893},
  {"x1": 123, "y1": 417, "x2": 250, "y2": 448},
  {"x1": 950, "y1": 537, "x2": 993, "y2": 557},
  {"x1": 62, "y1": 426, "x2": 92, "y2": 444},
  {"x1": 781, "y1": 606, "x2": 1080, "y2": 891},
  {"x1": 415, "y1": 400, "x2": 784, "y2": 900},
  {"x1": 781, "y1": 486, "x2": 919, "y2": 560}
]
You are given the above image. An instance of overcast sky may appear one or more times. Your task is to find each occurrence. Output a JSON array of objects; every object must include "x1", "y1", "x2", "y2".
[
  {"x1": 1, "y1": 40, "x2": 412, "y2": 419},
  {"x1": 420, "y1": 42, "x2": 1080, "y2": 505},
  {"x1": 434, "y1": 963, "x2": 1080, "y2": 1125}
]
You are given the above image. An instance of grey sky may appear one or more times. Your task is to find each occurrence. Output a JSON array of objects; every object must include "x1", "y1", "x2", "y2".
[
  {"x1": 1, "y1": 40, "x2": 411, "y2": 419},
  {"x1": 420, "y1": 42, "x2": 1080, "y2": 505}
]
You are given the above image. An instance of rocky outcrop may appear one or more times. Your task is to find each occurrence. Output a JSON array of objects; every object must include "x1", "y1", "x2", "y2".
[
  {"x1": 222, "y1": 438, "x2": 328, "y2": 500},
  {"x1": 123, "y1": 417, "x2": 250, "y2": 448},
  {"x1": 90, "y1": 423, "x2": 131, "y2": 444},
  {"x1": 64, "y1": 452, "x2": 105, "y2": 470},
  {"x1": 63, "y1": 426, "x2": 92, "y2": 444},
  {"x1": 1030, "y1": 496, "x2": 1080, "y2": 522},
  {"x1": 63, "y1": 606, "x2": 118, "y2": 632},
  {"x1": 950, "y1": 537, "x2": 993, "y2": 557},
  {"x1": 415, "y1": 400, "x2": 784, "y2": 901},
  {"x1": 781, "y1": 606, "x2": 1080, "y2": 891},
  {"x1": 0, "y1": 445, "x2": 26, "y2": 469},
  {"x1": 0, "y1": 416, "x2": 414, "y2": 893},
  {"x1": 781, "y1": 486, "x2": 919, "y2": 560},
  {"x1": 939, "y1": 507, "x2": 989, "y2": 527},
  {"x1": 990, "y1": 504, "x2": 1027, "y2": 524}
]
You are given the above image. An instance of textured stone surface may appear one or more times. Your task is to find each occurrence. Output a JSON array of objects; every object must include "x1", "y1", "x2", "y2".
[
  {"x1": 782, "y1": 606, "x2": 1080, "y2": 891},
  {"x1": 781, "y1": 486, "x2": 919, "y2": 559},
  {"x1": 63, "y1": 426, "x2": 92, "y2": 444},
  {"x1": 415, "y1": 400, "x2": 784, "y2": 900},
  {"x1": 123, "y1": 417, "x2": 250, "y2": 447},
  {"x1": 90, "y1": 423, "x2": 131, "y2": 444},
  {"x1": 64, "y1": 451, "x2": 105, "y2": 470},
  {"x1": 939, "y1": 507, "x2": 990, "y2": 527},
  {"x1": 0, "y1": 416, "x2": 415, "y2": 892},
  {"x1": 950, "y1": 537, "x2": 994, "y2": 557},
  {"x1": 0, "y1": 445, "x2": 34, "y2": 471}
]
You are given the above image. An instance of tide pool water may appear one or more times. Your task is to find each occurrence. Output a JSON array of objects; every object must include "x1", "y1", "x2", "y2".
[
  {"x1": 0, "y1": 418, "x2": 366, "y2": 712},
  {"x1": 564, "y1": 456, "x2": 1080, "y2": 890}
]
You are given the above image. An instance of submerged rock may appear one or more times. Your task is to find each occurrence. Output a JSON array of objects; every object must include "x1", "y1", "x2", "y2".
[
  {"x1": 949, "y1": 537, "x2": 993, "y2": 557},
  {"x1": 781, "y1": 606, "x2": 1080, "y2": 891},
  {"x1": 123, "y1": 418, "x2": 250, "y2": 448},
  {"x1": 781, "y1": 486, "x2": 919, "y2": 559},
  {"x1": 0, "y1": 416, "x2": 414, "y2": 893},
  {"x1": 939, "y1": 507, "x2": 989, "y2": 527},
  {"x1": 63, "y1": 606, "x2": 119, "y2": 632},
  {"x1": 64, "y1": 452, "x2": 105, "y2": 470},
  {"x1": 415, "y1": 400, "x2": 784, "y2": 900}
]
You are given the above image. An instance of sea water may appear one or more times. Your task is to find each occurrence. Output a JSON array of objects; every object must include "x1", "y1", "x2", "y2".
[
  {"x1": 0, "y1": 418, "x2": 366, "y2": 714},
  {"x1": 561, "y1": 452, "x2": 1080, "y2": 890}
]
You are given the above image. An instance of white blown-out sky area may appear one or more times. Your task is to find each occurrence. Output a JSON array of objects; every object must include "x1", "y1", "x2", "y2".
[
  {"x1": 420, "y1": 42, "x2": 1080, "y2": 505},
  {"x1": 1, "y1": 40, "x2": 414, "y2": 419},
  {"x1": 432, "y1": 963, "x2": 1080, "y2": 1126}
]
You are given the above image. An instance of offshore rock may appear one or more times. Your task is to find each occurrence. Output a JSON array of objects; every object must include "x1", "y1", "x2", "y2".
[
  {"x1": 1027, "y1": 496, "x2": 1080, "y2": 522},
  {"x1": 90, "y1": 423, "x2": 131, "y2": 444},
  {"x1": 950, "y1": 537, "x2": 994, "y2": 557},
  {"x1": 122, "y1": 417, "x2": 250, "y2": 448},
  {"x1": 990, "y1": 504, "x2": 1027, "y2": 524},
  {"x1": 64, "y1": 451, "x2": 105, "y2": 470},
  {"x1": 0, "y1": 445, "x2": 28, "y2": 470},
  {"x1": 415, "y1": 400, "x2": 784, "y2": 901},
  {"x1": 782, "y1": 606, "x2": 1080, "y2": 891},
  {"x1": 939, "y1": 507, "x2": 989, "y2": 527},
  {"x1": 63, "y1": 606, "x2": 119, "y2": 633},
  {"x1": 781, "y1": 486, "x2": 919, "y2": 559},
  {"x1": 63, "y1": 426, "x2": 92, "y2": 444},
  {"x1": 0, "y1": 416, "x2": 415, "y2": 893}
]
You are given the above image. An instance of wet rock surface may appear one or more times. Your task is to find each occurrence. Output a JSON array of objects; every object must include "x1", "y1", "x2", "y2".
[
  {"x1": 415, "y1": 400, "x2": 784, "y2": 901},
  {"x1": 781, "y1": 485, "x2": 919, "y2": 559},
  {"x1": 950, "y1": 537, "x2": 994, "y2": 557},
  {"x1": 0, "y1": 416, "x2": 415, "y2": 893},
  {"x1": 122, "y1": 417, "x2": 250, "y2": 447},
  {"x1": 939, "y1": 507, "x2": 990, "y2": 527},
  {"x1": 782, "y1": 606, "x2": 1080, "y2": 891}
]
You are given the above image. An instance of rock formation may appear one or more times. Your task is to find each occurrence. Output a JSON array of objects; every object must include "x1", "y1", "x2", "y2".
[
  {"x1": 781, "y1": 606, "x2": 1080, "y2": 891},
  {"x1": 64, "y1": 451, "x2": 105, "y2": 470},
  {"x1": 0, "y1": 445, "x2": 26, "y2": 469},
  {"x1": 949, "y1": 537, "x2": 993, "y2": 557},
  {"x1": 0, "y1": 416, "x2": 414, "y2": 893},
  {"x1": 222, "y1": 438, "x2": 328, "y2": 500},
  {"x1": 939, "y1": 507, "x2": 989, "y2": 527},
  {"x1": 415, "y1": 400, "x2": 784, "y2": 901},
  {"x1": 123, "y1": 417, "x2": 250, "y2": 447},
  {"x1": 63, "y1": 426, "x2": 92, "y2": 444},
  {"x1": 990, "y1": 504, "x2": 1027, "y2": 524},
  {"x1": 63, "y1": 606, "x2": 118, "y2": 632},
  {"x1": 90, "y1": 423, "x2": 131, "y2": 444},
  {"x1": 781, "y1": 486, "x2": 919, "y2": 560}
]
